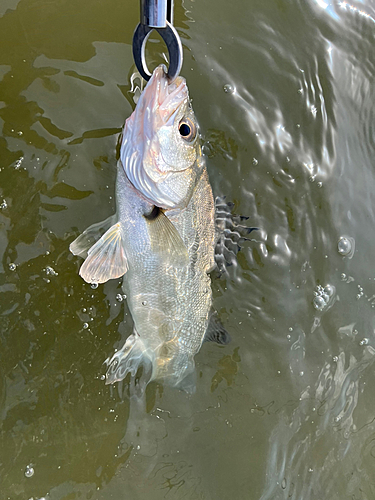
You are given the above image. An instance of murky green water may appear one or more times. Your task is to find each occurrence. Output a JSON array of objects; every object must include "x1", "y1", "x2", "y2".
[{"x1": 1, "y1": 0, "x2": 375, "y2": 498}]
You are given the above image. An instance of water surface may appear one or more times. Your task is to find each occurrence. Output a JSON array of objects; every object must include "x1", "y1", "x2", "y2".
[{"x1": 1, "y1": 0, "x2": 375, "y2": 499}]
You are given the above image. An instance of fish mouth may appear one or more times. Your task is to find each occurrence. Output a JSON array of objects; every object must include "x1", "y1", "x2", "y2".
[{"x1": 144, "y1": 65, "x2": 188, "y2": 123}]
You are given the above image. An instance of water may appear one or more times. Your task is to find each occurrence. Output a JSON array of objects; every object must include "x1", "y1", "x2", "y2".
[{"x1": 1, "y1": 0, "x2": 375, "y2": 498}]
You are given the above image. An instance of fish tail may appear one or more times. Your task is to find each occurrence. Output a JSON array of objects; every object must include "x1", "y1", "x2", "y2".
[
  {"x1": 105, "y1": 336, "x2": 198, "y2": 395},
  {"x1": 174, "y1": 364, "x2": 197, "y2": 394},
  {"x1": 105, "y1": 332, "x2": 154, "y2": 389},
  {"x1": 155, "y1": 349, "x2": 197, "y2": 394}
]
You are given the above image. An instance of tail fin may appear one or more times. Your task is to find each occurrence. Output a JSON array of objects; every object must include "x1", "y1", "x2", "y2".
[
  {"x1": 105, "y1": 333, "x2": 154, "y2": 388},
  {"x1": 175, "y1": 364, "x2": 197, "y2": 394},
  {"x1": 105, "y1": 335, "x2": 197, "y2": 395},
  {"x1": 155, "y1": 348, "x2": 197, "y2": 394}
]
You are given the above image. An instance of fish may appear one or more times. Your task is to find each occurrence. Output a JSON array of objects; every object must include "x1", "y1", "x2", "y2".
[{"x1": 70, "y1": 65, "x2": 231, "y2": 393}]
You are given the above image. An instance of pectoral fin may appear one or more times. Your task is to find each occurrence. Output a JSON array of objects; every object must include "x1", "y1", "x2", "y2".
[
  {"x1": 78, "y1": 223, "x2": 128, "y2": 284},
  {"x1": 145, "y1": 208, "x2": 189, "y2": 267},
  {"x1": 70, "y1": 215, "x2": 116, "y2": 258},
  {"x1": 204, "y1": 311, "x2": 231, "y2": 345}
]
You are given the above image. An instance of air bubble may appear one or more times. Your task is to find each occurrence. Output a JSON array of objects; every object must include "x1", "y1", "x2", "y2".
[
  {"x1": 25, "y1": 464, "x2": 34, "y2": 478},
  {"x1": 313, "y1": 283, "x2": 335, "y2": 311},
  {"x1": 45, "y1": 266, "x2": 58, "y2": 276},
  {"x1": 9, "y1": 263, "x2": 16, "y2": 271},
  {"x1": 14, "y1": 156, "x2": 24, "y2": 169},
  {"x1": 83, "y1": 323, "x2": 89, "y2": 329},
  {"x1": 337, "y1": 236, "x2": 355, "y2": 258},
  {"x1": 338, "y1": 237, "x2": 350, "y2": 255},
  {"x1": 116, "y1": 294, "x2": 123, "y2": 302},
  {"x1": 313, "y1": 296, "x2": 326, "y2": 310},
  {"x1": 91, "y1": 283, "x2": 98, "y2": 289},
  {"x1": 142, "y1": 301, "x2": 147, "y2": 306},
  {"x1": 223, "y1": 84, "x2": 235, "y2": 94},
  {"x1": 0, "y1": 199, "x2": 7, "y2": 209},
  {"x1": 324, "y1": 285, "x2": 334, "y2": 297},
  {"x1": 359, "y1": 338, "x2": 369, "y2": 346}
]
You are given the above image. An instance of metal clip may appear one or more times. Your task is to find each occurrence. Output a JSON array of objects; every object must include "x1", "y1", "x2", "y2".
[{"x1": 132, "y1": 0, "x2": 183, "y2": 82}]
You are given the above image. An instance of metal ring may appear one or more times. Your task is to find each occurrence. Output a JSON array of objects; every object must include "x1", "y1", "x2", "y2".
[{"x1": 132, "y1": 21, "x2": 183, "y2": 82}]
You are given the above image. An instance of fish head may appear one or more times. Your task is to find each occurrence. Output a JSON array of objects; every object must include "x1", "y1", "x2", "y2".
[{"x1": 121, "y1": 65, "x2": 204, "y2": 209}]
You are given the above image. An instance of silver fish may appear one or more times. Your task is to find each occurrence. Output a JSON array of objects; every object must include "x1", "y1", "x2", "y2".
[{"x1": 70, "y1": 65, "x2": 230, "y2": 393}]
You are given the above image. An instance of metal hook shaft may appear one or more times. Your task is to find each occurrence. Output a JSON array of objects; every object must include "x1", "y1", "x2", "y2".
[
  {"x1": 132, "y1": 21, "x2": 183, "y2": 82},
  {"x1": 140, "y1": 0, "x2": 173, "y2": 27},
  {"x1": 133, "y1": 0, "x2": 182, "y2": 82}
]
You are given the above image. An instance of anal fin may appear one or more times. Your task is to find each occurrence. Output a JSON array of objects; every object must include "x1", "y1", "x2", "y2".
[{"x1": 105, "y1": 333, "x2": 153, "y2": 389}]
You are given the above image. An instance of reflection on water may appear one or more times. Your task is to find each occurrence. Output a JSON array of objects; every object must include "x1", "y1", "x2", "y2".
[
  {"x1": 1, "y1": 0, "x2": 375, "y2": 498},
  {"x1": 261, "y1": 346, "x2": 375, "y2": 500}
]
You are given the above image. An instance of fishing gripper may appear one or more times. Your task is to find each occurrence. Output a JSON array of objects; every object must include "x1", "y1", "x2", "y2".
[{"x1": 132, "y1": 0, "x2": 183, "y2": 82}]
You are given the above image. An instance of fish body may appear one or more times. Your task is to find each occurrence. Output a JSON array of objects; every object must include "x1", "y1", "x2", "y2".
[
  {"x1": 70, "y1": 66, "x2": 225, "y2": 392},
  {"x1": 111, "y1": 159, "x2": 215, "y2": 390}
]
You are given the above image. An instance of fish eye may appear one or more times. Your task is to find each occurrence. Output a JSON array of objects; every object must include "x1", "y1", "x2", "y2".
[{"x1": 178, "y1": 118, "x2": 196, "y2": 142}]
